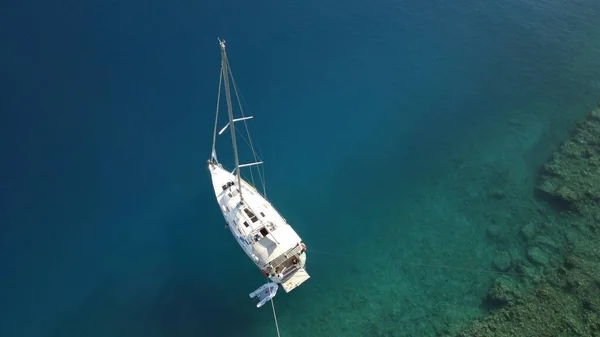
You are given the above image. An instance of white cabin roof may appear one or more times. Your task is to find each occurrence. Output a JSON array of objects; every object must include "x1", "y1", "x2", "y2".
[{"x1": 209, "y1": 163, "x2": 301, "y2": 267}]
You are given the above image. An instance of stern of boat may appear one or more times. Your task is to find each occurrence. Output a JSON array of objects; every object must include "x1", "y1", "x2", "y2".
[
  {"x1": 264, "y1": 243, "x2": 310, "y2": 292},
  {"x1": 281, "y1": 267, "x2": 310, "y2": 293}
]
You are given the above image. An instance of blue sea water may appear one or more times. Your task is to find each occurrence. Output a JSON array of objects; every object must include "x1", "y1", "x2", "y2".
[{"x1": 1, "y1": 0, "x2": 600, "y2": 336}]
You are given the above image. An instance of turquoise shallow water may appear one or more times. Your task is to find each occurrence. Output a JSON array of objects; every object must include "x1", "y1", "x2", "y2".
[{"x1": 1, "y1": 0, "x2": 600, "y2": 336}]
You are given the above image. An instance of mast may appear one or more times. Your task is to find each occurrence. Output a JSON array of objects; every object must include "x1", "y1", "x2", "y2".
[{"x1": 219, "y1": 39, "x2": 243, "y2": 201}]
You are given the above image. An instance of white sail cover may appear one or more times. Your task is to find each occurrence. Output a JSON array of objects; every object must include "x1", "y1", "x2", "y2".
[{"x1": 249, "y1": 282, "x2": 279, "y2": 308}]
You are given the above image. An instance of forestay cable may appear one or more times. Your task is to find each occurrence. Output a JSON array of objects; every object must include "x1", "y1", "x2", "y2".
[{"x1": 211, "y1": 67, "x2": 223, "y2": 161}]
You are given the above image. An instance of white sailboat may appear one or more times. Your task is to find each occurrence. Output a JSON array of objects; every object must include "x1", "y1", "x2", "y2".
[{"x1": 208, "y1": 39, "x2": 310, "y2": 308}]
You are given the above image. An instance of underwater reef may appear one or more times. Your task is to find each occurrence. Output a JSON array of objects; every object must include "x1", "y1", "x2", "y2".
[{"x1": 450, "y1": 106, "x2": 600, "y2": 337}]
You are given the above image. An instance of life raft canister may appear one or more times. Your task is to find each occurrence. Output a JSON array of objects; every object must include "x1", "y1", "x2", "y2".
[{"x1": 301, "y1": 242, "x2": 307, "y2": 252}]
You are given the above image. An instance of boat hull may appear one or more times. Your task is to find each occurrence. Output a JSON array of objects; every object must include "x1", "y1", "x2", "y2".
[{"x1": 208, "y1": 161, "x2": 310, "y2": 292}]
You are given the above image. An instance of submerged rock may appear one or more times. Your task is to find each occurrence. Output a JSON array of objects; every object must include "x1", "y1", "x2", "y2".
[
  {"x1": 520, "y1": 222, "x2": 537, "y2": 241},
  {"x1": 493, "y1": 251, "x2": 512, "y2": 271},
  {"x1": 486, "y1": 277, "x2": 521, "y2": 308},
  {"x1": 487, "y1": 224, "x2": 502, "y2": 238},
  {"x1": 555, "y1": 185, "x2": 579, "y2": 203},
  {"x1": 536, "y1": 109, "x2": 600, "y2": 216},
  {"x1": 450, "y1": 106, "x2": 600, "y2": 337},
  {"x1": 592, "y1": 107, "x2": 600, "y2": 120},
  {"x1": 528, "y1": 247, "x2": 549, "y2": 266},
  {"x1": 563, "y1": 253, "x2": 580, "y2": 269},
  {"x1": 532, "y1": 235, "x2": 558, "y2": 251},
  {"x1": 488, "y1": 189, "x2": 506, "y2": 200}
]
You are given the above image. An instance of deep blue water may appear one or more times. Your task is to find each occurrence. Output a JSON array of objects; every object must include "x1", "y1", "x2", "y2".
[{"x1": 2, "y1": 1, "x2": 600, "y2": 336}]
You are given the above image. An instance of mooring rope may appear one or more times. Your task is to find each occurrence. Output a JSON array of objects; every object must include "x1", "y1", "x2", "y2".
[
  {"x1": 270, "y1": 287, "x2": 281, "y2": 337},
  {"x1": 307, "y1": 249, "x2": 527, "y2": 277},
  {"x1": 264, "y1": 247, "x2": 527, "y2": 337}
]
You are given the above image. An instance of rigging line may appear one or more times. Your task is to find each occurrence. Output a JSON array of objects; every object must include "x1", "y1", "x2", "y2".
[
  {"x1": 236, "y1": 89, "x2": 267, "y2": 197},
  {"x1": 227, "y1": 60, "x2": 267, "y2": 196},
  {"x1": 307, "y1": 249, "x2": 528, "y2": 277},
  {"x1": 218, "y1": 47, "x2": 268, "y2": 197},
  {"x1": 235, "y1": 127, "x2": 262, "y2": 161},
  {"x1": 220, "y1": 41, "x2": 243, "y2": 198},
  {"x1": 231, "y1": 95, "x2": 265, "y2": 196},
  {"x1": 234, "y1": 127, "x2": 262, "y2": 188},
  {"x1": 235, "y1": 127, "x2": 267, "y2": 198},
  {"x1": 238, "y1": 129, "x2": 256, "y2": 187},
  {"x1": 211, "y1": 66, "x2": 224, "y2": 159},
  {"x1": 223, "y1": 55, "x2": 268, "y2": 197},
  {"x1": 233, "y1": 87, "x2": 263, "y2": 193},
  {"x1": 256, "y1": 142, "x2": 267, "y2": 199},
  {"x1": 251, "y1": 138, "x2": 267, "y2": 198}
]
